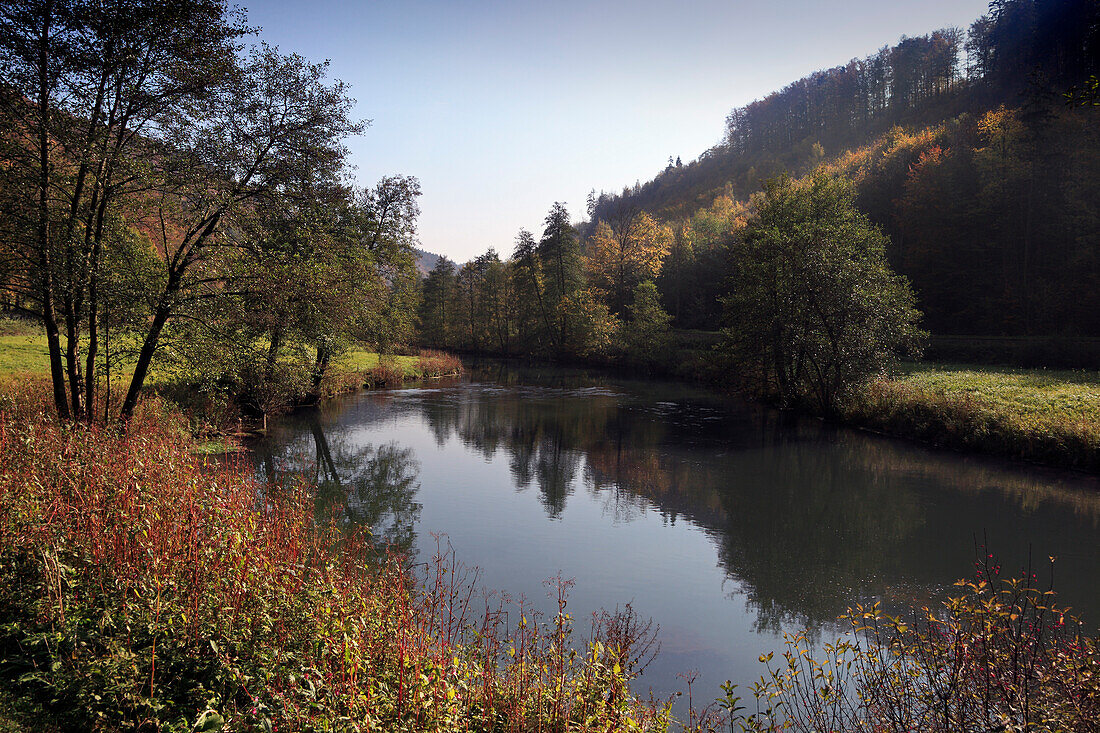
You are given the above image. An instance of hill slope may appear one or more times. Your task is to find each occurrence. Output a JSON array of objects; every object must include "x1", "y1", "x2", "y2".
[{"x1": 586, "y1": 0, "x2": 1100, "y2": 338}]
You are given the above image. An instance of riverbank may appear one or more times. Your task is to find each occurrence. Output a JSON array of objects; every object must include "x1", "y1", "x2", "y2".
[
  {"x1": 843, "y1": 364, "x2": 1100, "y2": 473},
  {"x1": 0, "y1": 388, "x2": 664, "y2": 731},
  {"x1": 646, "y1": 331, "x2": 1099, "y2": 472},
  {"x1": 0, "y1": 318, "x2": 462, "y2": 437},
  {"x1": 449, "y1": 332, "x2": 1099, "y2": 473}
]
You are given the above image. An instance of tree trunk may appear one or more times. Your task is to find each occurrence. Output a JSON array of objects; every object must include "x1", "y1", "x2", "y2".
[
  {"x1": 311, "y1": 340, "x2": 332, "y2": 394},
  {"x1": 35, "y1": 1, "x2": 69, "y2": 420},
  {"x1": 83, "y1": 194, "x2": 108, "y2": 418},
  {"x1": 120, "y1": 292, "x2": 174, "y2": 420},
  {"x1": 84, "y1": 282, "x2": 99, "y2": 420},
  {"x1": 266, "y1": 325, "x2": 283, "y2": 380},
  {"x1": 63, "y1": 308, "x2": 83, "y2": 418}
]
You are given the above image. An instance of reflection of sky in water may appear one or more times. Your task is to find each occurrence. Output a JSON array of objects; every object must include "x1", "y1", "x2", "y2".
[{"x1": 251, "y1": 366, "x2": 1100, "y2": 703}]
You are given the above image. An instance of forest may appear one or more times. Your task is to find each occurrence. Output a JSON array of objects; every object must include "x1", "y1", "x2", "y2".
[{"x1": 422, "y1": 0, "x2": 1099, "y2": 358}]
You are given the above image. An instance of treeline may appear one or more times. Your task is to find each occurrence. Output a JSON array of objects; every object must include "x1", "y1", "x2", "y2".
[
  {"x1": 419, "y1": 202, "x2": 677, "y2": 367},
  {"x1": 585, "y1": 0, "x2": 1100, "y2": 339},
  {"x1": 420, "y1": 170, "x2": 922, "y2": 420},
  {"x1": 0, "y1": 1, "x2": 422, "y2": 420}
]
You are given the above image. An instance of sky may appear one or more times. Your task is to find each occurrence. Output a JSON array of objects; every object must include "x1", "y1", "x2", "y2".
[{"x1": 244, "y1": 0, "x2": 992, "y2": 263}]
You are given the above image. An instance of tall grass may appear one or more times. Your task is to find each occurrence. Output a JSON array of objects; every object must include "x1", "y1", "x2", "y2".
[
  {"x1": 0, "y1": 385, "x2": 662, "y2": 732},
  {"x1": 704, "y1": 555, "x2": 1100, "y2": 732}
]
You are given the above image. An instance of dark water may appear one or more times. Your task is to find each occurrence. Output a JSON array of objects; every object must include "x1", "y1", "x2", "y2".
[{"x1": 250, "y1": 362, "x2": 1100, "y2": 703}]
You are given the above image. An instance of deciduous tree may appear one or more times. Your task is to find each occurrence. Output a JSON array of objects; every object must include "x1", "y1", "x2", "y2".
[{"x1": 723, "y1": 174, "x2": 924, "y2": 412}]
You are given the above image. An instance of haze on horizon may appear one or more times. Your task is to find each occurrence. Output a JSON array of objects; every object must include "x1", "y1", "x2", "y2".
[{"x1": 245, "y1": 0, "x2": 991, "y2": 263}]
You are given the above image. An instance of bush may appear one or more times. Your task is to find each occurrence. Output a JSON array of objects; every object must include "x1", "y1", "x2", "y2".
[{"x1": 709, "y1": 557, "x2": 1100, "y2": 732}]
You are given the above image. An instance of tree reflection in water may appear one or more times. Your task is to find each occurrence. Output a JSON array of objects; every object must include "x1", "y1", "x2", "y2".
[
  {"x1": 414, "y1": 365, "x2": 1100, "y2": 630},
  {"x1": 253, "y1": 413, "x2": 421, "y2": 556},
  {"x1": 254, "y1": 364, "x2": 1100, "y2": 634}
]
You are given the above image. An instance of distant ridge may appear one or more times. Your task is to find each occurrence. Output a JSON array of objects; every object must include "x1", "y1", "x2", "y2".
[{"x1": 412, "y1": 248, "x2": 442, "y2": 277}]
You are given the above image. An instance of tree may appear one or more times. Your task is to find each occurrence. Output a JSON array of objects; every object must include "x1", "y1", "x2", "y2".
[
  {"x1": 585, "y1": 211, "x2": 672, "y2": 315},
  {"x1": 510, "y1": 228, "x2": 554, "y2": 352},
  {"x1": 418, "y1": 256, "x2": 456, "y2": 347},
  {"x1": 537, "y1": 202, "x2": 583, "y2": 347},
  {"x1": 722, "y1": 174, "x2": 924, "y2": 413},
  {"x1": 559, "y1": 288, "x2": 617, "y2": 360},
  {"x1": 357, "y1": 176, "x2": 423, "y2": 353},
  {"x1": 116, "y1": 44, "x2": 363, "y2": 419},
  {"x1": 619, "y1": 280, "x2": 671, "y2": 367},
  {"x1": 0, "y1": 0, "x2": 248, "y2": 419}
]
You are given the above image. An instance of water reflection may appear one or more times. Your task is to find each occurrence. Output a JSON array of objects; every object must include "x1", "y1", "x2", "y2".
[
  {"x1": 400, "y1": 365, "x2": 1100, "y2": 626},
  {"x1": 251, "y1": 363, "x2": 1100, "y2": 696},
  {"x1": 253, "y1": 410, "x2": 422, "y2": 555}
]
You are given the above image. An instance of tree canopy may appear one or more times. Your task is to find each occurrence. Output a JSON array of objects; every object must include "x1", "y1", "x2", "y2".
[{"x1": 723, "y1": 174, "x2": 924, "y2": 412}]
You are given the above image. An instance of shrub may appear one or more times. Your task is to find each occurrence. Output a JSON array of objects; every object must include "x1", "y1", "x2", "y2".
[{"x1": 709, "y1": 557, "x2": 1100, "y2": 732}]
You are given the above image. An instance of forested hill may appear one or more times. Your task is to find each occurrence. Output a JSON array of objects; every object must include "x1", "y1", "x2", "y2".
[
  {"x1": 590, "y1": 0, "x2": 1097, "y2": 223},
  {"x1": 413, "y1": 248, "x2": 443, "y2": 277},
  {"x1": 586, "y1": 0, "x2": 1100, "y2": 338}
]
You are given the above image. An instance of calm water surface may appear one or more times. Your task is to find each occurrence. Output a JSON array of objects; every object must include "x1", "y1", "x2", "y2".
[{"x1": 251, "y1": 363, "x2": 1100, "y2": 702}]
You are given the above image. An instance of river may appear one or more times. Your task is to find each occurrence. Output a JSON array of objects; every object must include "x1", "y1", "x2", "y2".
[{"x1": 249, "y1": 362, "x2": 1100, "y2": 705}]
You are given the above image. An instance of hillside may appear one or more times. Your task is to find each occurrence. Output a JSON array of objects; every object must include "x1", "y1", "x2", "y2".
[
  {"x1": 585, "y1": 0, "x2": 1100, "y2": 339},
  {"x1": 413, "y1": 247, "x2": 443, "y2": 277}
]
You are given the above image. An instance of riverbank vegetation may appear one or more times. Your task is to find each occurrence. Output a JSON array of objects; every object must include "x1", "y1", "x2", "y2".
[
  {"x1": 849, "y1": 364, "x2": 1100, "y2": 471},
  {"x1": 2, "y1": 382, "x2": 1096, "y2": 731},
  {"x1": 714, "y1": 558, "x2": 1100, "y2": 732},
  {"x1": 0, "y1": 387, "x2": 664, "y2": 732},
  {"x1": 0, "y1": 318, "x2": 461, "y2": 436}
]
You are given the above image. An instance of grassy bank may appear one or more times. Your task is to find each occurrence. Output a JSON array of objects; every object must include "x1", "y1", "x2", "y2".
[
  {"x1": 328, "y1": 349, "x2": 463, "y2": 392},
  {"x1": 0, "y1": 319, "x2": 460, "y2": 383},
  {"x1": 0, "y1": 388, "x2": 664, "y2": 732},
  {"x1": 652, "y1": 331, "x2": 1100, "y2": 472},
  {"x1": 0, "y1": 318, "x2": 462, "y2": 430},
  {"x1": 845, "y1": 363, "x2": 1100, "y2": 472}
]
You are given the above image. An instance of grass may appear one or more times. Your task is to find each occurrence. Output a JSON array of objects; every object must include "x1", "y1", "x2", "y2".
[
  {"x1": 0, "y1": 319, "x2": 463, "y2": 425},
  {"x1": 844, "y1": 362, "x2": 1100, "y2": 471},
  {"x1": 336, "y1": 349, "x2": 463, "y2": 386},
  {"x1": 339, "y1": 349, "x2": 420, "y2": 375},
  {"x1": 0, "y1": 320, "x2": 448, "y2": 380},
  {"x1": 891, "y1": 362, "x2": 1100, "y2": 424},
  {"x1": 0, "y1": 329, "x2": 53, "y2": 376}
]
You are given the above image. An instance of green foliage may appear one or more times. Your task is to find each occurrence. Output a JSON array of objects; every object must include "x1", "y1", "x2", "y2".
[
  {"x1": 619, "y1": 281, "x2": 672, "y2": 368},
  {"x1": 559, "y1": 288, "x2": 619, "y2": 360},
  {"x1": 722, "y1": 174, "x2": 925, "y2": 413},
  {"x1": 417, "y1": 256, "x2": 457, "y2": 349}
]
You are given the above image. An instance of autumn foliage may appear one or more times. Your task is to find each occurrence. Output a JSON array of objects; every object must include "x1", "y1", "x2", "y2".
[{"x1": 0, "y1": 387, "x2": 667, "y2": 731}]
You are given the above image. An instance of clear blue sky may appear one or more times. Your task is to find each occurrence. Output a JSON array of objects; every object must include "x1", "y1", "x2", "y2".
[{"x1": 244, "y1": 0, "x2": 992, "y2": 262}]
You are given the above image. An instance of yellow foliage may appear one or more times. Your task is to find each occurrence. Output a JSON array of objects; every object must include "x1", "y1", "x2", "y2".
[{"x1": 585, "y1": 212, "x2": 672, "y2": 310}]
